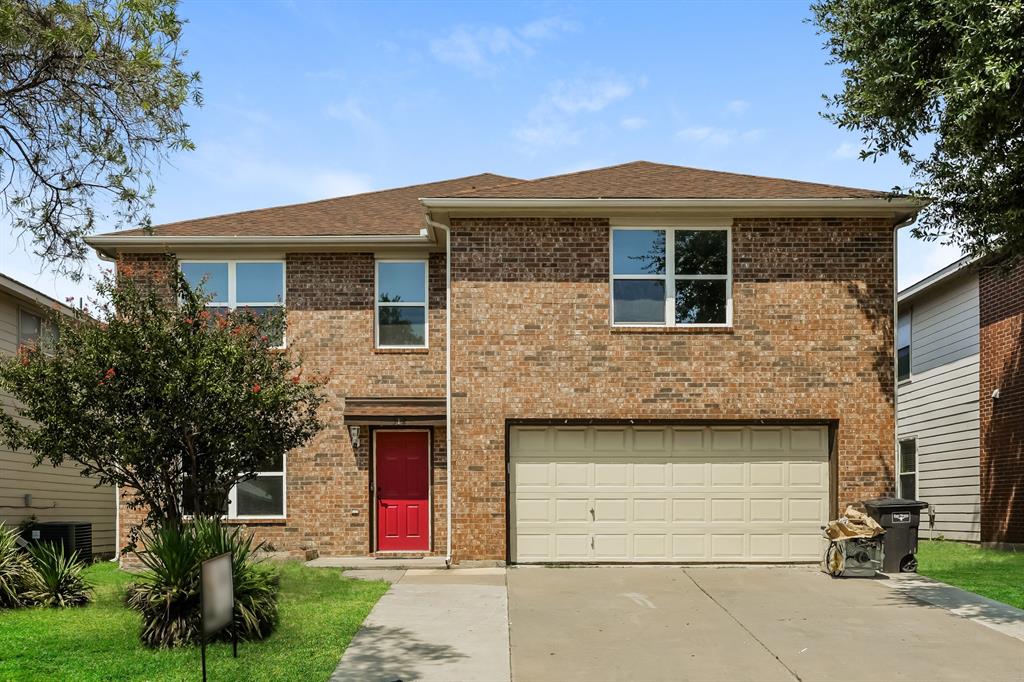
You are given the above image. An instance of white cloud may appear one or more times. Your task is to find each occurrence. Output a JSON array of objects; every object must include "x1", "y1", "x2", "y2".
[
  {"x1": 431, "y1": 17, "x2": 576, "y2": 75},
  {"x1": 676, "y1": 126, "x2": 764, "y2": 146},
  {"x1": 514, "y1": 75, "x2": 637, "y2": 152},
  {"x1": 832, "y1": 141, "x2": 861, "y2": 159},
  {"x1": 621, "y1": 117, "x2": 648, "y2": 130},
  {"x1": 520, "y1": 16, "x2": 577, "y2": 40},
  {"x1": 325, "y1": 97, "x2": 380, "y2": 133},
  {"x1": 725, "y1": 99, "x2": 750, "y2": 116},
  {"x1": 549, "y1": 78, "x2": 632, "y2": 113}
]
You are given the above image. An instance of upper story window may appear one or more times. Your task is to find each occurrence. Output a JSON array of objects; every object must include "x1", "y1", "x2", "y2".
[
  {"x1": 611, "y1": 227, "x2": 731, "y2": 326},
  {"x1": 179, "y1": 260, "x2": 286, "y2": 346},
  {"x1": 376, "y1": 260, "x2": 428, "y2": 348},
  {"x1": 897, "y1": 310, "x2": 911, "y2": 382},
  {"x1": 18, "y1": 308, "x2": 42, "y2": 347}
]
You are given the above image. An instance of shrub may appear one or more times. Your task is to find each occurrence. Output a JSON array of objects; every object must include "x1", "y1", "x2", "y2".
[
  {"x1": 20, "y1": 542, "x2": 92, "y2": 608},
  {"x1": 125, "y1": 518, "x2": 280, "y2": 648},
  {"x1": 0, "y1": 523, "x2": 30, "y2": 608}
]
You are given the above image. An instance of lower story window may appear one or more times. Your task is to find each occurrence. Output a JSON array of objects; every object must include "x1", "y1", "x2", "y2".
[
  {"x1": 230, "y1": 455, "x2": 285, "y2": 518},
  {"x1": 898, "y1": 439, "x2": 916, "y2": 499}
]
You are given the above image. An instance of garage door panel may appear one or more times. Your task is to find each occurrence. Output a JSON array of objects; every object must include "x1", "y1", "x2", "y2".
[{"x1": 510, "y1": 425, "x2": 829, "y2": 563}]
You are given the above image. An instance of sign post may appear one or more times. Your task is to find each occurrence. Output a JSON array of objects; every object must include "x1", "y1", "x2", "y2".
[{"x1": 200, "y1": 552, "x2": 237, "y2": 681}]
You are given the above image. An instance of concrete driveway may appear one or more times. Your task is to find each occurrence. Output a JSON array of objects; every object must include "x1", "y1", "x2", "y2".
[{"x1": 507, "y1": 566, "x2": 1024, "y2": 682}]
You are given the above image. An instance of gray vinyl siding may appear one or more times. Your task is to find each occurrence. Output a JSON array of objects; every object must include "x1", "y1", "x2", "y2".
[
  {"x1": 897, "y1": 272, "x2": 980, "y2": 542},
  {"x1": 0, "y1": 292, "x2": 115, "y2": 555}
]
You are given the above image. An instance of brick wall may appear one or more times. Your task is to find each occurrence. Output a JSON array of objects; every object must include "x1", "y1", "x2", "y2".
[
  {"x1": 115, "y1": 252, "x2": 448, "y2": 560},
  {"x1": 979, "y1": 259, "x2": 1024, "y2": 544},
  {"x1": 448, "y1": 216, "x2": 896, "y2": 562}
]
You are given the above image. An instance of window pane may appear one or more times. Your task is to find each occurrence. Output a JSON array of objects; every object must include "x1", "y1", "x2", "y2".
[
  {"x1": 675, "y1": 230, "x2": 728, "y2": 275},
  {"x1": 899, "y1": 440, "x2": 916, "y2": 473},
  {"x1": 181, "y1": 262, "x2": 228, "y2": 303},
  {"x1": 378, "y1": 305, "x2": 426, "y2": 346},
  {"x1": 675, "y1": 280, "x2": 727, "y2": 324},
  {"x1": 613, "y1": 279, "x2": 665, "y2": 324},
  {"x1": 897, "y1": 311, "x2": 911, "y2": 348},
  {"x1": 18, "y1": 309, "x2": 41, "y2": 346},
  {"x1": 897, "y1": 346, "x2": 910, "y2": 381},
  {"x1": 237, "y1": 263, "x2": 284, "y2": 303},
  {"x1": 237, "y1": 305, "x2": 285, "y2": 346},
  {"x1": 378, "y1": 262, "x2": 426, "y2": 303},
  {"x1": 235, "y1": 475, "x2": 284, "y2": 516},
  {"x1": 612, "y1": 230, "x2": 665, "y2": 275},
  {"x1": 899, "y1": 473, "x2": 916, "y2": 500}
]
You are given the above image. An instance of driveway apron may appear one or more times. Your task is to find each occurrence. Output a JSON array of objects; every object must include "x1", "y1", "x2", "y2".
[{"x1": 507, "y1": 565, "x2": 1024, "y2": 682}]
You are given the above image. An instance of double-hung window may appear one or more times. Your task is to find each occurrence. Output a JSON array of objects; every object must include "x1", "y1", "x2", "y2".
[
  {"x1": 897, "y1": 310, "x2": 911, "y2": 382},
  {"x1": 180, "y1": 260, "x2": 286, "y2": 347},
  {"x1": 611, "y1": 227, "x2": 731, "y2": 326},
  {"x1": 898, "y1": 438, "x2": 917, "y2": 500},
  {"x1": 376, "y1": 260, "x2": 428, "y2": 348},
  {"x1": 18, "y1": 308, "x2": 42, "y2": 347},
  {"x1": 179, "y1": 260, "x2": 287, "y2": 518}
]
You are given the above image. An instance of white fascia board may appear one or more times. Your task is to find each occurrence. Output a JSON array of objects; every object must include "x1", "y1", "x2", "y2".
[
  {"x1": 419, "y1": 197, "x2": 927, "y2": 213},
  {"x1": 898, "y1": 254, "x2": 976, "y2": 303},
  {"x1": 86, "y1": 233, "x2": 437, "y2": 258}
]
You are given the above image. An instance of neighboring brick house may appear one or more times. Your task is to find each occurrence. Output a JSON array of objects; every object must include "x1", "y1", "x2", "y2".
[
  {"x1": 897, "y1": 255, "x2": 1023, "y2": 547},
  {"x1": 88, "y1": 161, "x2": 924, "y2": 564}
]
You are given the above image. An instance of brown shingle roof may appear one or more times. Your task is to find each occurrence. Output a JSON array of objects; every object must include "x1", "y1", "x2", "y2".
[
  {"x1": 112, "y1": 173, "x2": 519, "y2": 238},
  {"x1": 444, "y1": 161, "x2": 886, "y2": 200}
]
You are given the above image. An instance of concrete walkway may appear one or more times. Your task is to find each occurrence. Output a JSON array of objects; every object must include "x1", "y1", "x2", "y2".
[
  {"x1": 882, "y1": 572, "x2": 1024, "y2": 642},
  {"x1": 331, "y1": 568, "x2": 511, "y2": 682}
]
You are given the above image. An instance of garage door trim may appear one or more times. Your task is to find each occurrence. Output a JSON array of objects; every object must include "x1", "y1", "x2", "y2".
[{"x1": 504, "y1": 419, "x2": 838, "y2": 564}]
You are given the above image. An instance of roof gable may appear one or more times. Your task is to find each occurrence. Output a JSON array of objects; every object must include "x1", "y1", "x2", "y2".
[
  {"x1": 112, "y1": 173, "x2": 519, "y2": 238},
  {"x1": 442, "y1": 161, "x2": 886, "y2": 200}
]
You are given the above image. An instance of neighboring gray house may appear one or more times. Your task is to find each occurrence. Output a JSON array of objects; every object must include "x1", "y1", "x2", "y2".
[
  {"x1": 896, "y1": 257, "x2": 980, "y2": 542},
  {"x1": 0, "y1": 274, "x2": 115, "y2": 556}
]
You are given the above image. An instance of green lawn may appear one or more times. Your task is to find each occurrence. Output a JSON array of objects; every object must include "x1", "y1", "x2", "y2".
[
  {"x1": 0, "y1": 561, "x2": 388, "y2": 682},
  {"x1": 917, "y1": 540, "x2": 1024, "y2": 609}
]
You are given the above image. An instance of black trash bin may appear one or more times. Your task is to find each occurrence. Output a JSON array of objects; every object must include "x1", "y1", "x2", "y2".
[{"x1": 863, "y1": 498, "x2": 929, "y2": 573}]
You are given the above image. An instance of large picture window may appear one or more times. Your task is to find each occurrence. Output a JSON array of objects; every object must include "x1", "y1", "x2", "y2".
[
  {"x1": 611, "y1": 227, "x2": 731, "y2": 326},
  {"x1": 180, "y1": 260, "x2": 285, "y2": 347},
  {"x1": 376, "y1": 260, "x2": 428, "y2": 348}
]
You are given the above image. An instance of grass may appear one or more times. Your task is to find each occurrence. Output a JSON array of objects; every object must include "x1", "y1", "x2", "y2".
[
  {"x1": 917, "y1": 540, "x2": 1024, "y2": 609},
  {"x1": 0, "y1": 560, "x2": 388, "y2": 682}
]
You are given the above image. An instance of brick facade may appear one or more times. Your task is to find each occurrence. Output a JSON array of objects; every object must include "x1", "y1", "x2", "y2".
[
  {"x1": 115, "y1": 252, "x2": 448, "y2": 560},
  {"x1": 117, "y1": 215, "x2": 898, "y2": 563},
  {"x1": 447, "y1": 216, "x2": 895, "y2": 562},
  {"x1": 979, "y1": 259, "x2": 1024, "y2": 544}
]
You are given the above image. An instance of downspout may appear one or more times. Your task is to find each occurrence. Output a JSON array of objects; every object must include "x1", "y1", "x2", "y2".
[{"x1": 424, "y1": 217, "x2": 453, "y2": 567}]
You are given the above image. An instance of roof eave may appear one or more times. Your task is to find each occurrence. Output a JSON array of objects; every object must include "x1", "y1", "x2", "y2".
[
  {"x1": 898, "y1": 254, "x2": 976, "y2": 303},
  {"x1": 420, "y1": 196, "x2": 926, "y2": 222},
  {"x1": 85, "y1": 232, "x2": 437, "y2": 259}
]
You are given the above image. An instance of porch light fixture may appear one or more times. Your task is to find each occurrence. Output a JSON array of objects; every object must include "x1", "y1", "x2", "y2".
[{"x1": 349, "y1": 426, "x2": 361, "y2": 449}]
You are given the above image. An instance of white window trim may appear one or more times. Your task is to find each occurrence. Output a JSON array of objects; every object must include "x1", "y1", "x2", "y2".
[
  {"x1": 228, "y1": 455, "x2": 287, "y2": 520},
  {"x1": 179, "y1": 259, "x2": 287, "y2": 348},
  {"x1": 375, "y1": 258, "x2": 429, "y2": 349},
  {"x1": 609, "y1": 225, "x2": 733, "y2": 328},
  {"x1": 897, "y1": 437, "x2": 917, "y2": 500}
]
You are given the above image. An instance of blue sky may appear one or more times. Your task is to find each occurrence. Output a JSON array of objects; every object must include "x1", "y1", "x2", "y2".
[{"x1": 1, "y1": 0, "x2": 964, "y2": 302}]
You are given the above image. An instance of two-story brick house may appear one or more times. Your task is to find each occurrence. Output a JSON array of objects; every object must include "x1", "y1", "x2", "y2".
[{"x1": 88, "y1": 161, "x2": 922, "y2": 564}]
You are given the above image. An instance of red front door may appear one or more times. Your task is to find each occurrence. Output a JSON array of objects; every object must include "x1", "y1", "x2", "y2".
[{"x1": 375, "y1": 431, "x2": 430, "y2": 552}]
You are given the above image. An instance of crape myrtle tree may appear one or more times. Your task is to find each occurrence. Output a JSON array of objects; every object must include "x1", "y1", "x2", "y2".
[
  {"x1": 0, "y1": 265, "x2": 323, "y2": 547},
  {"x1": 811, "y1": 0, "x2": 1024, "y2": 262}
]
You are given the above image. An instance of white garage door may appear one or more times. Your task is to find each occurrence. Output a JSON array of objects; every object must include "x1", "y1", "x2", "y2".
[{"x1": 510, "y1": 425, "x2": 830, "y2": 563}]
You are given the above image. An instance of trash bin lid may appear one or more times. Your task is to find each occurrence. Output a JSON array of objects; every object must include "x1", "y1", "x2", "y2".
[{"x1": 863, "y1": 497, "x2": 929, "y2": 510}]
